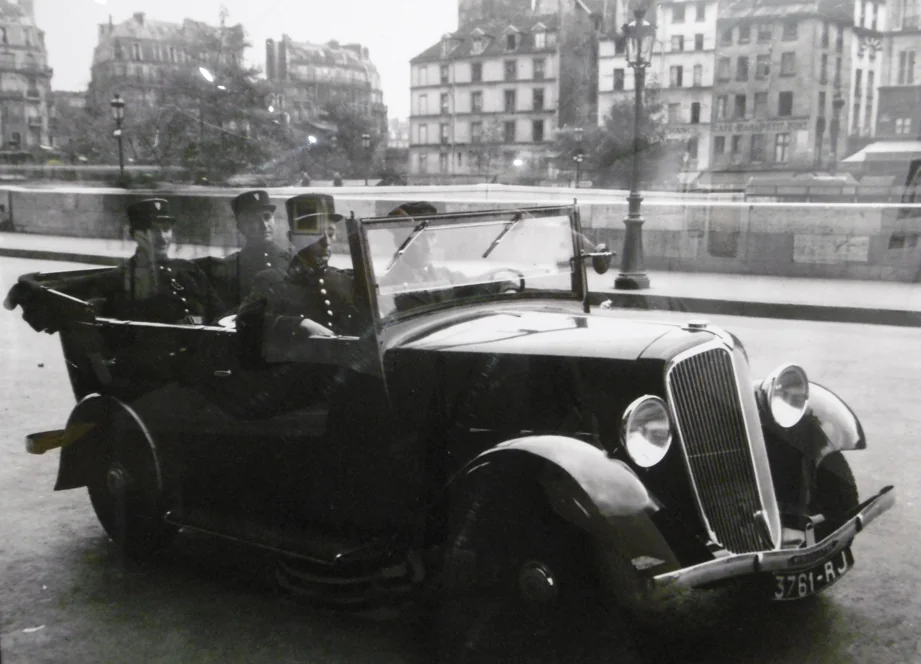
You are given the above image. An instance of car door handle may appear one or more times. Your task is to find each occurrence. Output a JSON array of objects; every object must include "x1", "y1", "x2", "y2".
[{"x1": 213, "y1": 370, "x2": 232, "y2": 378}]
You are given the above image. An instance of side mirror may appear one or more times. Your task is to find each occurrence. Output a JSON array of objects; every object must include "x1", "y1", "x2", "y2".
[{"x1": 590, "y1": 243, "x2": 614, "y2": 275}]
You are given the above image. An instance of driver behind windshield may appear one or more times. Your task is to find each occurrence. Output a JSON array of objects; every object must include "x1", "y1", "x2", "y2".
[{"x1": 378, "y1": 201, "x2": 464, "y2": 290}]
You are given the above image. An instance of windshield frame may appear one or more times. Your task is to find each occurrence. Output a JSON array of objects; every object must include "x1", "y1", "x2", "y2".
[{"x1": 354, "y1": 204, "x2": 588, "y2": 328}]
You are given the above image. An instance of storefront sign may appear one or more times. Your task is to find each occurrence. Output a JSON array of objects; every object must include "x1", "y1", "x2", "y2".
[{"x1": 712, "y1": 119, "x2": 809, "y2": 133}]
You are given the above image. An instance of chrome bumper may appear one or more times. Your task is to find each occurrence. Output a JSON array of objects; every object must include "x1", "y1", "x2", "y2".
[{"x1": 652, "y1": 485, "x2": 895, "y2": 590}]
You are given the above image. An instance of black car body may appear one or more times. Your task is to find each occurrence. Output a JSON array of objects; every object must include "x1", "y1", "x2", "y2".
[{"x1": 5, "y1": 203, "x2": 895, "y2": 658}]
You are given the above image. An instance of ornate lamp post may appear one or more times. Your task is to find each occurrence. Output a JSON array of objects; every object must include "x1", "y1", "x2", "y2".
[
  {"x1": 109, "y1": 93, "x2": 126, "y2": 180},
  {"x1": 615, "y1": 8, "x2": 656, "y2": 290},
  {"x1": 829, "y1": 90, "x2": 845, "y2": 174},
  {"x1": 361, "y1": 133, "x2": 371, "y2": 186},
  {"x1": 573, "y1": 126, "x2": 584, "y2": 188}
]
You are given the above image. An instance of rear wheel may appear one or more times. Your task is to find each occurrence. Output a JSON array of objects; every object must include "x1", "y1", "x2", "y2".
[{"x1": 435, "y1": 476, "x2": 634, "y2": 663}]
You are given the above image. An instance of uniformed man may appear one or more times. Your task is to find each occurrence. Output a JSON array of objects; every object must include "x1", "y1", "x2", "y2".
[
  {"x1": 218, "y1": 189, "x2": 292, "y2": 307},
  {"x1": 236, "y1": 193, "x2": 359, "y2": 360},
  {"x1": 89, "y1": 197, "x2": 225, "y2": 325}
]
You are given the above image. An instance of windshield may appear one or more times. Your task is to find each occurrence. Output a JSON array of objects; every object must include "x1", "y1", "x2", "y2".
[{"x1": 366, "y1": 211, "x2": 578, "y2": 318}]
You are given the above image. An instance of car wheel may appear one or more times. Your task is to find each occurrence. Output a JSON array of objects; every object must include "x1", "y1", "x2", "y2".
[
  {"x1": 86, "y1": 419, "x2": 176, "y2": 559},
  {"x1": 436, "y1": 476, "x2": 634, "y2": 663},
  {"x1": 811, "y1": 451, "x2": 859, "y2": 536}
]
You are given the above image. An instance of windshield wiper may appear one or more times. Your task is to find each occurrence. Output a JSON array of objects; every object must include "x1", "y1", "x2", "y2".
[
  {"x1": 382, "y1": 219, "x2": 429, "y2": 275},
  {"x1": 481, "y1": 211, "x2": 523, "y2": 259}
]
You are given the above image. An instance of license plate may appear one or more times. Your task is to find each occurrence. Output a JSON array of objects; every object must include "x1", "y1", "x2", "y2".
[{"x1": 771, "y1": 547, "x2": 854, "y2": 601}]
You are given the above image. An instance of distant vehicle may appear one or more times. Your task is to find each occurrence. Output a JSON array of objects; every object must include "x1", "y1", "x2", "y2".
[{"x1": 4, "y1": 203, "x2": 896, "y2": 661}]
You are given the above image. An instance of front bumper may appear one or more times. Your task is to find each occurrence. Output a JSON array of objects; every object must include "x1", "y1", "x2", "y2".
[{"x1": 652, "y1": 485, "x2": 895, "y2": 590}]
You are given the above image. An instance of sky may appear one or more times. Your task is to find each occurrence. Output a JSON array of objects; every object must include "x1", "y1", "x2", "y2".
[{"x1": 33, "y1": 0, "x2": 458, "y2": 120}]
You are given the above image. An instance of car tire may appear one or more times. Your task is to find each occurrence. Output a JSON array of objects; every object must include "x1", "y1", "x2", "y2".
[
  {"x1": 86, "y1": 418, "x2": 176, "y2": 560},
  {"x1": 435, "y1": 475, "x2": 636, "y2": 664}
]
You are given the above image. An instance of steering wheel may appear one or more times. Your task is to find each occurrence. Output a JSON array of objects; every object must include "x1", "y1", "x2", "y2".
[{"x1": 485, "y1": 268, "x2": 526, "y2": 294}]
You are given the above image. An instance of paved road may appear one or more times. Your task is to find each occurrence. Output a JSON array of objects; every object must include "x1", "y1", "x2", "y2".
[{"x1": 1, "y1": 257, "x2": 919, "y2": 663}]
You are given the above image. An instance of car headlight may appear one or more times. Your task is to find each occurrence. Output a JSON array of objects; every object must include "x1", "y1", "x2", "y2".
[
  {"x1": 760, "y1": 364, "x2": 809, "y2": 428},
  {"x1": 621, "y1": 396, "x2": 673, "y2": 468}
]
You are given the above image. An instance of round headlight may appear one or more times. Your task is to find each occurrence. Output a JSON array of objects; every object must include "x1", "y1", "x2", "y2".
[
  {"x1": 762, "y1": 364, "x2": 809, "y2": 428},
  {"x1": 621, "y1": 396, "x2": 673, "y2": 468}
]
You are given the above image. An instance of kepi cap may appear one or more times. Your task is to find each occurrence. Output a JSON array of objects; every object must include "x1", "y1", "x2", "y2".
[
  {"x1": 231, "y1": 189, "x2": 276, "y2": 217},
  {"x1": 285, "y1": 193, "x2": 344, "y2": 234},
  {"x1": 127, "y1": 198, "x2": 175, "y2": 233},
  {"x1": 387, "y1": 201, "x2": 438, "y2": 218}
]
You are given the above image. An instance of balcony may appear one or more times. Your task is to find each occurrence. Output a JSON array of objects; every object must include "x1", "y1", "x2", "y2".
[
  {"x1": 27, "y1": 116, "x2": 41, "y2": 127},
  {"x1": 26, "y1": 89, "x2": 40, "y2": 99}
]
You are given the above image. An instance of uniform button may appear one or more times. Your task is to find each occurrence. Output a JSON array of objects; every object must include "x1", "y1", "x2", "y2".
[
  {"x1": 320, "y1": 288, "x2": 327, "y2": 295},
  {"x1": 181, "y1": 297, "x2": 187, "y2": 302},
  {"x1": 324, "y1": 300, "x2": 331, "y2": 306},
  {"x1": 318, "y1": 278, "x2": 325, "y2": 285},
  {"x1": 327, "y1": 310, "x2": 333, "y2": 317}
]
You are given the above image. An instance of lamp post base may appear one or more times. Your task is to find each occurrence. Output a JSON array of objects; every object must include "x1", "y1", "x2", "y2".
[{"x1": 614, "y1": 272, "x2": 651, "y2": 290}]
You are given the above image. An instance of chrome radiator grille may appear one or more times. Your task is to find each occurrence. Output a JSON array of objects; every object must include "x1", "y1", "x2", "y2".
[{"x1": 667, "y1": 346, "x2": 773, "y2": 554}]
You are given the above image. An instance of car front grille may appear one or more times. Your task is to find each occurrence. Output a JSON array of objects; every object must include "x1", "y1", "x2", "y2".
[{"x1": 666, "y1": 345, "x2": 774, "y2": 554}]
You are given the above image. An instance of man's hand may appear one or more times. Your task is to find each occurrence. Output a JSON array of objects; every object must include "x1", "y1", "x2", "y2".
[{"x1": 298, "y1": 318, "x2": 336, "y2": 337}]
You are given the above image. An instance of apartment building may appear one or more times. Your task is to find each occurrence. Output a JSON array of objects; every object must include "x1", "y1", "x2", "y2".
[
  {"x1": 876, "y1": 0, "x2": 920, "y2": 139},
  {"x1": 599, "y1": 0, "x2": 721, "y2": 177},
  {"x1": 849, "y1": 0, "x2": 887, "y2": 142}
]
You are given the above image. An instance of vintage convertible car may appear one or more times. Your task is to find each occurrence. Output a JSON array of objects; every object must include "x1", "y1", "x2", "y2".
[{"x1": 4, "y1": 203, "x2": 895, "y2": 661}]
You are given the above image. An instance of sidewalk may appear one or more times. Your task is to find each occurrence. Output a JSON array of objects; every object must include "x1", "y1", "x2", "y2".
[{"x1": 2, "y1": 231, "x2": 920, "y2": 327}]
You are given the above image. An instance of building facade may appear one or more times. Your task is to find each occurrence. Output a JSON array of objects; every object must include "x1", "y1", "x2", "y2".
[
  {"x1": 849, "y1": 0, "x2": 887, "y2": 143},
  {"x1": 88, "y1": 12, "x2": 244, "y2": 114},
  {"x1": 409, "y1": 0, "x2": 606, "y2": 182},
  {"x1": 264, "y1": 37, "x2": 387, "y2": 139},
  {"x1": 0, "y1": 0, "x2": 52, "y2": 153},
  {"x1": 599, "y1": 0, "x2": 720, "y2": 177},
  {"x1": 876, "y1": 0, "x2": 919, "y2": 139}
]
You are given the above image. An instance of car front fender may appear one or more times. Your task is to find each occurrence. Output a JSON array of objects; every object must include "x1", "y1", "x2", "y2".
[{"x1": 761, "y1": 382, "x2": 866, "y2": 464}]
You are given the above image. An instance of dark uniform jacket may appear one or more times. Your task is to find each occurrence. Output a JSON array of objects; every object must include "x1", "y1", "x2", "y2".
[{"x1": 212, "y1": 240, "x2": 292, "y2": 307}]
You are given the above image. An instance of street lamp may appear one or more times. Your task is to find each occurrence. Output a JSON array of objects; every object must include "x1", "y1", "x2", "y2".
[
  {"x1": 829, "y1": 90, "x2": 845, "y2": 174},
  {"x1": 573, "y1": 126, "x2": 584, "y2": 188},
  {"x1": 109, "y1": 93, "x2": 126, "y2": 180},
  {"x1": 615, "y1": 7, "x2": 656, "y2": 291},
  {"x1": 361, "y1": 132, "x2": 371, "y2": 186}
]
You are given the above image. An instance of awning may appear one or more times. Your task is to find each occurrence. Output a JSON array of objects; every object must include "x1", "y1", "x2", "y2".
[{"x1": 842, "y1": 140, "x2": 921, "y2": 164}]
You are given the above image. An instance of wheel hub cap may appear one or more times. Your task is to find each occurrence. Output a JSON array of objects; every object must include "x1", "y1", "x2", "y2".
[{"x1": 518, "y1": 561, "x2": 558, "y2": 610}]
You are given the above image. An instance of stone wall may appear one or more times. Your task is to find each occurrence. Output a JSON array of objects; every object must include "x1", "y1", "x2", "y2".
[{"x1": 4, "y1": 186, "x2": 921, "y2": 282}]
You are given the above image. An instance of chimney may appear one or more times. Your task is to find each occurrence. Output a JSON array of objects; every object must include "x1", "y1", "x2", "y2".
[
  {"x1": 265, "y1": 39, "x2": 275, "y2": 80},
  {"x1": 133, "y1": 12, "x2": 145, "y2": 25}
]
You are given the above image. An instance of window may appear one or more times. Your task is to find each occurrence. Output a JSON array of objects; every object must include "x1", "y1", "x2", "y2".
[
  {"x1": 673, "y1": 4, "x2": 685, "y2": 22},
  {"x1": 835, "y1": 57, "x2": 842, "y2": 86},
  {"x1": 441, "y1": 64, "x2": 449, "y2": 84},
  {"x1": 720, "y1": 29, "x2": 732, "y2": 46},
  {"x1": 471, "y1": 121, "x2": 483, "y2": 142},
  {"x1": 439, "y1": 153, "x2": 449, "y2": 173},
  {"x1": 441, "y1": 93, "x2": 449, "y2": 114},
  {"x1": 868, "y1": 70, "x2": 875, "y2": 96},
  {"x1": 714, "y1": 135, "x2": 726, "y2": 155},
  {"x1": 896, "y1": 117, "x2": 913, "y2": 134},
  {"x1": 820, "y1": 54, "x2": 828, "y2": 83},
  {"x1": 751, "y1": 134, "x2": 765, "y2": 161},
  {"x1": 532, "y1": 119, "x2": 544, "y2": 142},
  {"x1": 898, "y1": 51, "x2": 916, "y2": 84},
  {"x1": 754, "y1": 91, "x2": 768, "y2": 116},
  {"x1": 774, "y1": 133, "x2": 790, "y2": 162},
  {"x1": 668, "y1": 103, "x2": 681, "y2": 122},
  {"x1": 693, "y1": 64, "x2": 702, "y2": 86},
  {"x1": 731, "y1": 135, "x2": 742, "y2": 154},
  {"x1": 855, "y1": 69, "x2": 863, "y2": 95},
  {"x1": 696, "y1": 2, "x2": 706, "y2": 20},
  {"x1": 670, "y1": 65, "x2": 684, "y2": 87},
  {"x1": 691, "y1": 101, "x2": 701, "y2": 123},
  {"x1": 504, "y1": 60, "x2": 517, "y2": 81},
  {"x1": 694, "y1": 34, "x2": 704, "y2": 50},
  {"x1": 504, "y1": 120, "x2": 516, "y2": 143},
  {"x1": 168, "y1": 46, "x2": 177, "y2": 63},
  {"x1": 821, "y1": 22, "x2": 829, "y2": 48},
  {"x1": 671, "y1": 35, "x2": 684, "y2": 52},
  {"x1": 615, "y1": 38, "x2": 626, "y2": 55},
  {"x1": 758, "y1": 23, "x2": 772, "y2": 42},
  {"x1": 739, "y1": 24, "x2": 751, "y2": 44},
  {"x1": 546, "y1": 31, "x2": 557, "y2": 47},
  {"x1": 716, "y1": 95, "x2": 727, "y2": 120},
  {"x1": 835, "y1": 25, "x2": 843, "y2": 53},
  {"x1": 440, "y1": 123, "x2": 450, "y2": 144},
  {"x1": 782, "y1": 20, "x2": 798, "y2": 40},
  {"x1": 756, "y1": 54, "x2": 771, "y2": 79},
  {"x1": 419, "y1": 94, "x2": 428, "y2": 114},
  {"x1": 533, "y1": 58, "x2": 545, "y2": 79},
  {"x1": 818, "y1": 91, "x2": 826, "y2": 116},
  {"x1": 419, "y1": 124, "x2": 428, "y2": 144},
  {"x1": 456, "y1": 151, "x2": 463, "y2": 167},
  {"x1": 778, "y1": 91, "x2": 793, "y2": 116},
  {"x1": 687, "y1": 137, "x2": 699, "y2": 159},
  {"x1": 504, "y1": 89, "x2": 517, "y2": 112},
  {"x1": 471, "y1": 91, "x2": 483, "y2": 112},
  {"x1": 736, "y1": 56, "x2": 749, "y2": 81},
  {"x1": 0, "y1": 28, "x2": 6, "y2": 45},
  {"x1": 780, "y1": 52, "x2": 796, "y2": 76},
  {"x1": 852, "y1": 102, "x2": 861, "y2": 132},
  {"x1": 506, "y1": 33, "x2": 518, "y2": 50},
  {"x1": 472, "y1": 38, "x2": 485, "y2": 55},
  {"x1": 132, "y1": 43, "x2": 141, "y2": 61},
  {"x1": 734, "y1": 94, "x2": 747, "y2": 118},
  {"x1": 471, "y1": 62, "x2": 482, "y2": 82},
  {"x1": 535, "y1": 31, "x2": 546, "y2": 48},
  {"x1": 614, "y1": 68, "x2": 625, "y2": 90},
  {"x1": 718, "y1": 57, "x2": 731, "y2": 81},
  {"x1": 533, "y1": 88, "x2": 545, "y2": 111},
  {"x1": 420, "y1": 66, "x2": 428, "y2": 86},
  {"x1": 418, "y1": 153, "x2": 428, "y2": 172}
]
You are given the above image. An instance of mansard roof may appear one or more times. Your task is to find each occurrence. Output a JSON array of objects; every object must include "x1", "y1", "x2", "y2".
[{"x1": 411, "y1": 13, "x2": 561, "y2": 63}]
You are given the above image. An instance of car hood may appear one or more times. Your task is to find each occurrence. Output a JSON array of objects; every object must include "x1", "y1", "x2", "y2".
[{"x1": 394, "y1": 309, "x2": 684, "y2": 361}]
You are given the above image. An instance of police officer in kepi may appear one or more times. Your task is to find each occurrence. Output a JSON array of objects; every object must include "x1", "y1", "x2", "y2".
[
  {"x1": 236, "y1": 193, "x2": 359, "y2": 359},
  {"x1": 87, "y1": 198, "x2": 226, "y2": 325},
  {"x1": 220, "y1": 189, "x2": 292, "y2": 307}
]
